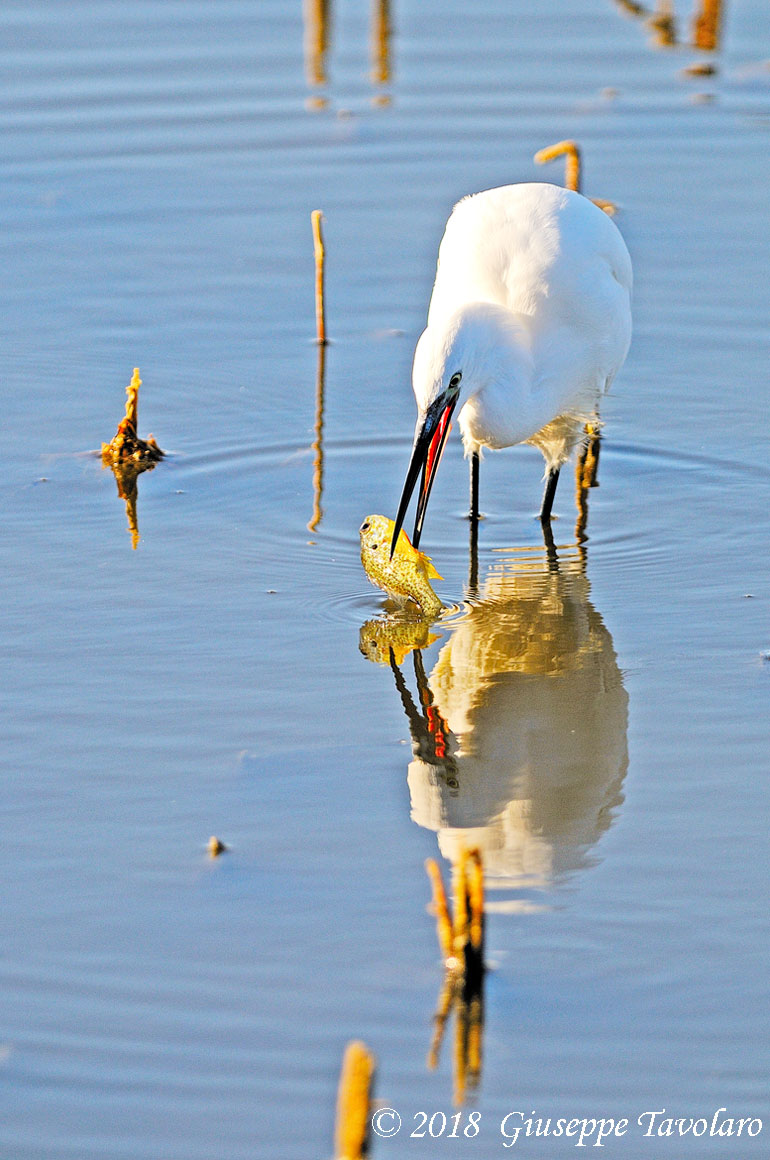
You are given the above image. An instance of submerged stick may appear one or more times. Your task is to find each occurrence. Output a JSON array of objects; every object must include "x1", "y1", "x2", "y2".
[
  {"x1": 311, "y1": 209, "x2": 327, "y2": 345},
  {"x1": 334, "y1": 1040, "x2": 376, "y2": 1160}
]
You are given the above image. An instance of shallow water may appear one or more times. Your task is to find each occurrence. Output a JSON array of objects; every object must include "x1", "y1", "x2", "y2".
[{"x1": 2, "y1": 2, "x2": 769, "y2": 1157}]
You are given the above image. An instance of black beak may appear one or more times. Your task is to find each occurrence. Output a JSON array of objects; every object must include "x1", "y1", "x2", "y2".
[{"x1": 390, "y1": 392, "x2": 457, "y2": 556}]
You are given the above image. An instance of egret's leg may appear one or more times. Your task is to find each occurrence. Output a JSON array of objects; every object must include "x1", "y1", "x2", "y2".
[
  {"x1": 468, "y1": 513, "x2": 479, "y2": 596},
  {"x1": 466, "y1": 452, "x2": 480, "y2": 594},
  {"x1": 469, "y1": 451, "x2": 480, "y2": 522},
  {"x1": 540, "y1": 466, "x2": 560, "y2": 523}
]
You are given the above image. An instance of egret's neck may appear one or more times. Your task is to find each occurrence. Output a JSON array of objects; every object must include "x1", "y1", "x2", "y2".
[{"x1": 433, "y1": 302, "x2": 547, "y2": 452}]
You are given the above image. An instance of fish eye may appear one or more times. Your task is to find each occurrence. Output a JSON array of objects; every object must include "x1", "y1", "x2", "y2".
[{"x1": 360, "y1": 520, "x2": 370, "y2": 531}]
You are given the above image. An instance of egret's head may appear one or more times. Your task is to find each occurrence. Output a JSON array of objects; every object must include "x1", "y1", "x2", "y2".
[{"x1": 390, "y1": 304, "x2": 522, "y2": 557}]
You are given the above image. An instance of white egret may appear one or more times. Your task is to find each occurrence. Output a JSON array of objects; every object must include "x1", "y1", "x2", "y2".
[{"x1": 390, "y1": 182, "x2": 632, "y2": 554}]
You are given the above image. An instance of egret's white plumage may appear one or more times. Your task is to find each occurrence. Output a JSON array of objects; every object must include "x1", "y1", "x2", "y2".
[{"x1": 392, "y1": 182, "x2": 632, "y2": 551}]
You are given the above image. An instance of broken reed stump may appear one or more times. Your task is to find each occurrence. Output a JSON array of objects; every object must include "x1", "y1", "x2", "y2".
[
  {"x1": 311, "y1": 210, "x2": 327, "y2": 345},
  {"x1": 534, "y1": 140, "x2": 617, "y2": 216},
  {"x1": 101, "y1": 367, "x2": 164, "y2": 467},
  {"x1": 334, "y1": 1040, "x2": 376, "y2": 1160},
  {"x1": 425, "y1": 850, "x2": 485, "y2": 1104},
  {"x1": 427, "y1": 849, "x2": 484, "y2": 983}
]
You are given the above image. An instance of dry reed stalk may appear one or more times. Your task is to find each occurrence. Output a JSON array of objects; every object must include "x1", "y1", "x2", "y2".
[
  {"x1": 311, "y1": 210, "x2": 327, "y2": 345},
  {"x1": 534, "y1": 139, "x2": 581, "y2": 192},
  {"x1": 334, "y1": 1040, "x2": 376, "y2": 1160},
  {"x1": 425, "y1": 857, "x2": 454, "y2": 961},
  {"x1": 535, "y1": 141, "x2": 617, "y2": 215},
  {"x1": 425, "y1": 851, "x2": 485, "y2": 1104}
]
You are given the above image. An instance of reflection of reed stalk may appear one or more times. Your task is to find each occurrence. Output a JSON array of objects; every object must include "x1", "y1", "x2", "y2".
[
  {"x1": 308, "y1": 341, "x2": 326, "y2": 532},
  {"x1": 371, "y1": 0, "x2": 391, "y2": 85},
  {"x1": 304, "y1": 0, "x2": 330, "y2": 86},
  {"x1": 311, "y1": 209, "x2": 327, "y2": 346},
  {"x1": 648, "y1": 0, "x2": 677, "y2": 47},
  {"x1": 692, "y1": 0, "x2": 722, "y2": 50},
  {"x1": 334, "y1": 1040, "x2": 376, "y2": 1160}
]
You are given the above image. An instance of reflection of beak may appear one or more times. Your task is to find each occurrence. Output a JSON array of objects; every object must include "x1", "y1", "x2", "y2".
[{"x1": 391, "y1": 392, "x2": 457, "y2": 556}]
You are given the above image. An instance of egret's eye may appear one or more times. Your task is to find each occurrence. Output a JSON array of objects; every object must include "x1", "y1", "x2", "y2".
[{"x1": 449, "y1": 372, "x2": 462, "y2": 391}]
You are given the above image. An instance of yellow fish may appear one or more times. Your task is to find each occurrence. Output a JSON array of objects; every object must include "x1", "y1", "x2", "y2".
[{"x1": 359, "y1": 514, "x2": 444, "y2": 619}]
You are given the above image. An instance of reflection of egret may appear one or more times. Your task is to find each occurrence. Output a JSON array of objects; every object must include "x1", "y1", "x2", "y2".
[
  {"x1": 377, "y1": 550, "x2": 628, "y2": 904},
  {"x1": 390, "y1": 183, "x2": 632, "y2": 556}
]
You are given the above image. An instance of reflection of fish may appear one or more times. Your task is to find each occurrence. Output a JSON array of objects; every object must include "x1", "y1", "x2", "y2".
[
  {"x1": 359, "y1": 616, "x2": 441, "y2": 666},
  {"x1": 360, "y1": 514, "x2": 443, "y2": 618}
]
